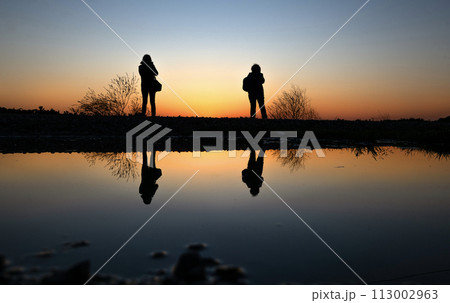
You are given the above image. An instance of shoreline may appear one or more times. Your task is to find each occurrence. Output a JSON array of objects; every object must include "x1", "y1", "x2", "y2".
[{"x1": 0, "y1": 113, "x2": 449, "y2": 154}]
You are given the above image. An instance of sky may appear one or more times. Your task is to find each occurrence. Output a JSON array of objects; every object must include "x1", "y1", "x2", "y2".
[{"x1": 0, "y1": 0, "x2": 449, "y2": 119}]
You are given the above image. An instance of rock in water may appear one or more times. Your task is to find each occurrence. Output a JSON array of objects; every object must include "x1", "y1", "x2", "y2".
[
  {"x1": 42, "y1": 260, "x2": 90, "y2": 285},
  {"x1": 201, "y1": 257, "x2": 221, "y2": 267},
  {"x1": 5, "y1": 266, "x2": 26, "y2": 275},
  {"x1": 186, "y1": 243, "x2": 208, "y2": 251},
  {"x1": 172, "y1": 252, "x2": 206, "y2": 282},
  {"x1": 33, "y1": 250, "x2": 55, "y2": 258},
  {"x1": 214, "y1": 265, "x2": 246, "y2": 283},
  {"x1": 64, "y1": 240, "x2": 90, "y2": 248},
  {"x1": 150, "y1": 251, "x2": 168, "y2": 259},
  {"x1": 0, "y1": 254, "x2": 8, "y2": 271}
]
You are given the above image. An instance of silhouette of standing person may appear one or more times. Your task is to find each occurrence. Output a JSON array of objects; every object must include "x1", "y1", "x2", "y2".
[
  {"x1": 244, "y1": 64, "x2": 267, "y2": 119},
  {"x1": 242, "y1": 149, "x2": 265, "y2": 196},
  {"x1": 139, "y1": 146, "x2": 162, "y2": 205},
  {"x1": 139, "y1": 54, "x2": 159, "y2": 116}
]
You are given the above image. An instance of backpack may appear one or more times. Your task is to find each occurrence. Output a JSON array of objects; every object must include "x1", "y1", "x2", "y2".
[{"x1": 242, "y1": 76, "x2": 250, "y2": 92}]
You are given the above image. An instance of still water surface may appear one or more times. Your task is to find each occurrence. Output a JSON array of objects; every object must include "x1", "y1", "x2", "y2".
[{"x1": 0, "y1": 147, "x2": 449, "y2": 284}]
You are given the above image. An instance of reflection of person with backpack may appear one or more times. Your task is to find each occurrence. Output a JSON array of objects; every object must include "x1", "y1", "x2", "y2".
[
  {"x1": 242, "y1": 149, "x2": 265, "y2": 196},
  {"x1": 243, "y1": 64, "x2": 267, "y2": 119}
]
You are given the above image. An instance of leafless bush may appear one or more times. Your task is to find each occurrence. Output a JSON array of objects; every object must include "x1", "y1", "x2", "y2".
[
  {"x1": 271, "y1": 149, "x2": 310, "y2": 172},
  {"x1": 72, "y1": 74, "x2": 139, "y2": 116},
  {"x1": 347, "y1": 146, "x2": 392, "y2": 160},
  {"x1": 83, "y1": 152, "x2": 139, "y2": 181},
  {"x1": 129, "y1": 96, "x2": 142, "y2": 115},
  {"x1": 269, "y1": 85, "x2": 319, "y2": 120}
]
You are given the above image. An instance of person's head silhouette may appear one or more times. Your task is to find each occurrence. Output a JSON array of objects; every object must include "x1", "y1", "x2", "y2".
[
  {"x1": 142, "y1": 54, "x2": 152, "y2": 64},
  {"x1": 140, "y1": 184, "x2": 159, "y2": 205},
  {"x1": 141, "y1": 195, "x2": 152, "y2": 205},
  {"x1": 251, "y1": 64, "x2": 261, "y2": 73},
  {"x1": 250, "y1": 187, "x2": 260, "y2": 197}
]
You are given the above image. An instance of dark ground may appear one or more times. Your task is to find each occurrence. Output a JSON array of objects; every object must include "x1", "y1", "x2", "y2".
[{"x1": 0, "y1": 112, "x2": 449, "y2": 153}]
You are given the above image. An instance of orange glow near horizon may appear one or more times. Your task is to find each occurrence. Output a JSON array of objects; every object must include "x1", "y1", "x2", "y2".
[
  {"x1": 2, "y1": 80, "x2": 449, "y2": 120},
  {"x1": 1, "y1": 66, "x2": 449, "y2": 120}
]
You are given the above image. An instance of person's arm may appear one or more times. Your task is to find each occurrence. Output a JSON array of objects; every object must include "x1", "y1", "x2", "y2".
[
  {"x1": 261, "y1": 74, "x2": 265, "y2": 84},
  {"x1": 151, "y1": 63, "x2": 159, "y2": 76}
]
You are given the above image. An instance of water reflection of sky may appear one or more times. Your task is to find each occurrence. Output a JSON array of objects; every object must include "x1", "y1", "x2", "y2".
[{"x1": 0, "y1": 148, "x2": 449, "y2": 284}]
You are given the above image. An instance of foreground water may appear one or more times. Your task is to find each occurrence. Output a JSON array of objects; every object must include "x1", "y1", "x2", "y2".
[{"x1": 0, "y1": 147, "x2": 449, "y2": 284}]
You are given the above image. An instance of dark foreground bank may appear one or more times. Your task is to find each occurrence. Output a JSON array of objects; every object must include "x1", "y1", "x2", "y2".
[
  {"x1": 0, "y1": 242, "x2": 248, "y2": 285},
  {"x1": 0, "y1": 113, "x2": 449, "y2": 153}
]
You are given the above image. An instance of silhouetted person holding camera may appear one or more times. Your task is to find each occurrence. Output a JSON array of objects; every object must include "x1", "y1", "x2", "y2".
[
  {"x1": 139, "y1": 54, "x2": 159, "y2": 116},
  {"x1": 139, "y1": 146, "x2": 162, "y2": 205},
  {"x1": 243, "y1": 64, "x2": 267, "y2": 119},
  {"x1": 242, "y1": 149, "x2": 265, "y2": 196}
]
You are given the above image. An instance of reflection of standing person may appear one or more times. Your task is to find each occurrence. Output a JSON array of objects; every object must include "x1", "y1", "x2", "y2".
[
  {"x1": 242, "y1": 149, "x2": 265, "y2": 196},
  {"x1": 243, "y1": 64, "x2": 267, "y2": 119},
  {"x1": 139, "y1": 149, "x2": 162, "y2": 205},
  {"x1": 139, "y1": 54, "x2": 159, "y2": 116}
]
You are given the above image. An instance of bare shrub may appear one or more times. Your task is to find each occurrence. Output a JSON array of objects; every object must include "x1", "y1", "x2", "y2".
[
  {"x1": 83, "y1": 152, "x2": 139, "y2": 181},
  {"x1": 269, "y1": 85, "x2": 319, "y2": 120},
  {"x1": 73, "y1": 73, "x2": 139, "y2": 116},
  {"x1": 271, "y1": 149, "x2": 310, "y2": 172},
  {"x1": 129, "y1": 96, "x2": 143, "y2": 116}
]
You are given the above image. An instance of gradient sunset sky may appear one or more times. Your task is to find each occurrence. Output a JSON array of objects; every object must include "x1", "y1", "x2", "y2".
[{"x1": 1, "y1": 0, "x2": 449, "y2": 119}]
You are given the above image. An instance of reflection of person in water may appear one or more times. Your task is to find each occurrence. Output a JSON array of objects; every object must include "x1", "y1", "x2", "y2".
[
  {"x1": 242, "y1": 149, "x2": 265, "y2": 196},
  {"x1": 139, "y1": 148, "x2": 162, "y2": 205}
]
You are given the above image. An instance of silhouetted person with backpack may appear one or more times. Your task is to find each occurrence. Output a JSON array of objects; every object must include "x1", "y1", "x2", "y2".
[
  {"x1": 139, "y1": 54, "x2": 159, "y2": 116},
  {"x1": 242, "y1": 149, "x2": 265, "y2": 196},
  {"x1": 243, "y1": 64, "x2": 267, "y2": 119}
]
